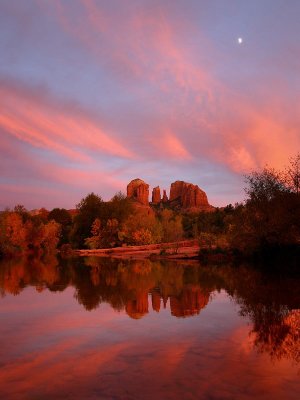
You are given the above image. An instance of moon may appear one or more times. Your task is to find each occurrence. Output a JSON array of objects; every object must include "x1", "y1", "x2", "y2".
[{"x1": 238, "y1": 37, "x2": 243, "y2": 44}]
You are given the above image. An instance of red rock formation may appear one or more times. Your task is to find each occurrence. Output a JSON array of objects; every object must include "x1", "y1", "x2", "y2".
[
  {"x1": 127, "y1": 178, "x2": 149, "y2": 206},
  {"x1": 162, "y1": 190, "x2": 168, "y2": 202},
  {"x1": 126, "y1": 178, "x2": 212, "y2": 209},
  {"x1": 169, "y1": 181, "x2": 185, "y2": 202},
  {"x1": 170, "y1": 180, "x2": 209, "y2": 209},
  {"x1": 152, "y1": 186, "x2": 161, "y2": 204}
]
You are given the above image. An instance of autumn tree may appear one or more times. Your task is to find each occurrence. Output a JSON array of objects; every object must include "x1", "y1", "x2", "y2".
[
  {"x1": 120, "y1": 209, "x2": 162, "y2": 245},
  {"x1": 84, "y1": 218, "x2": 102, "y2": 249},
  {"x1": 85, "y1": 218, "x2": 120, "y2": 249},
  {"x1": 159, "y1": 209, "x2": 184, "y2": 242},
  {"x1": 0, "y1": 209, "x2": 62, "y2": 257},
  {"x1": 0, "y1": 212, "x2": 27, "y2": 255},
  {"x1": 41, "y1": 220, "x2": 61, "y2": 252},
  {"x1": 13, "y1": 205, "x2": 30, "y2": 222}
]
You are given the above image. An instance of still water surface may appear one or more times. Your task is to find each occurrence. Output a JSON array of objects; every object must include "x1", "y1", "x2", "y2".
[{"x1": 0, "y1": 256, "x2": 299, "y2": 399}]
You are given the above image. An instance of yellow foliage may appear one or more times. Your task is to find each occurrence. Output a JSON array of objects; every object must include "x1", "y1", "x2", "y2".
[{"x1": 132, "y1": 228, "x2": 153, "y2": 245}]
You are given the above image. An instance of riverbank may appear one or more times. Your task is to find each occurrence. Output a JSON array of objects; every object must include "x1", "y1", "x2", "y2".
[
  {"x1": 71, "y1": 241, "x2": 300, "y2": 270},
  {"x1": 72, "y1": 239, "x2": 201, "y2": 260}
]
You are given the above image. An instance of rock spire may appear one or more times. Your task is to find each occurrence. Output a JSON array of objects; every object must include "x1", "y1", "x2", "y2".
[{"x1": 127, "y1": 178, "x2": 149, "y2": 206}]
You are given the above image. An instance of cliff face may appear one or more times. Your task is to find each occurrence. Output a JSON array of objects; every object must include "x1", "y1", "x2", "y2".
[
  {"x1": 127, "y1": 178, "x2": 149, "y2": 206},
  {"x1": 170, "y1": 180, "x2": 209, "y2": 209},
  {"x1": 162, "y1": 190, "x2": 168, "y2": 203},
  {"x1": 152, "y1": 186, "x2": 161, "y2": 204}
]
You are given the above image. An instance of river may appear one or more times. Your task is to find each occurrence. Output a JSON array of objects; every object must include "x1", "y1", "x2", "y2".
[{"x1": 0, "y1": 256, "x2": 299, "y2": 399}]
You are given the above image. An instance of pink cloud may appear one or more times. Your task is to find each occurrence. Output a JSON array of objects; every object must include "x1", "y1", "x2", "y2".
[
  {"x1": 51, "y1": 1, "x2": 299, "y2": 172},
  {"x1": 149, "y1": 130, "x2": 192, "y2": 161},
  {"x1": 1, "y1": 1, "x2": 299, "y2": 208},
  {"x1": 5, "y1": 2, "x2": 299, "y2": 177},
  {"x1": 0, "y1": 80, "x2": 134, "y2": 161}
]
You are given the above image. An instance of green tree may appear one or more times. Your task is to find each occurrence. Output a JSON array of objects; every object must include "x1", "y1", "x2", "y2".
[
  {"x1": 229, "y1": 166, "x2": 300, "y2": 254},
  {"x1": 108, "y1": 192, "x2": 133, "y2": 223},
  {"x1": 244, "y1": 167, "x2": 289, "y2": 204},
  {"x1": 48, "y1": 208, "x2": 72, "y2": 245},
  {"x1": 71, "y1": 193, "x2": 105, "y2": 248}
]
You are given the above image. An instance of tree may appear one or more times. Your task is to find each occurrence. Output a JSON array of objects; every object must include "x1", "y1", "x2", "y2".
[
  {"x1": 41, "y1": 220, "x2": 61, "y2": 252},
  {"x1": 85, "y1": 218, "x2": 120, "y2": 249},
  {"x1": 229, "y1": 165, "x2": 300, "y2": 254},
  {"x1": 71, "y1": 193, "x2": 104, "y2": 248},
  {"x1": 0, "y1": 209, "x2": 62, "y2": 257},
  {"x1": 131, "y1": 228, "x2": 153, "y2": 245},
  {"x1": 120, "y1": 209, "x2": 162, "y2": 245},
  {"x1": 48, "y1": 208, "x2": 72, "y2": 245},
  {"x1": 84, "y1": 218, "x2": 102, "y2": 249},
  {"x1": 284, "y1": 153, "x2": 300, "y2": 195},
  {"x1": 244, "y1": 167, "x2": 289, "y2": 204},
  {"x1": 159, "y1": 209, "x2": 184, "y2": 242},
  {"x1": 13, "y1": 205, "x2": 30, "y2": 223},
  {"x1": 108, "y1": 192, "x2": 133, "y2": 223},
  {"x1": 48, "y1": 208, "x2": 72, "y2": 226},
  {"x1": 0, "y1": 212, "x2": 27, "y2": 254}
]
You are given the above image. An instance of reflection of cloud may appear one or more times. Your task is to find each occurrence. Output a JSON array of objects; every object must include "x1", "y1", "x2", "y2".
[
  {"x1": 250, "y1": 309, "x2": 300, "y2": 365},
  {"x1": 0, "y1": 299, "x2": 298, "y2": 399},
  {"x1": 0, "y1": 336, "x2": 130, "y2": 398}
]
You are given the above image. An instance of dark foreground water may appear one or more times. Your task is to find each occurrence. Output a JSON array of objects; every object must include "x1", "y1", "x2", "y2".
[{"x1": 0, "y1": 256, "x2": 299, "y2": 400}]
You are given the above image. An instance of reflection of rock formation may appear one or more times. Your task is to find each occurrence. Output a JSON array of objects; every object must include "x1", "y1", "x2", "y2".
[
  {"x1": 170, "y1": 181, "x2": 210, "y2": 210},
  {"x1": 170, "y1": 285, "x2": 210, "y2": 317},
  {"x1": 127, "y1": 179, "x2": 149, "y2": 206},
  {"x1": 152, "y1": 186, "x2": 161, "y2": 204},
  {"x1": 125, "y1": 292, "x2": 149, "y2": 319},
  {"x1": 151, "y1": 290, "x2": 161, "y2": 312}
]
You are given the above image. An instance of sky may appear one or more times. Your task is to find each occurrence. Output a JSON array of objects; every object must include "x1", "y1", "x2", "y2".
[{"x1": 0, "y1": 0, "x2": 299, "y2": 210}]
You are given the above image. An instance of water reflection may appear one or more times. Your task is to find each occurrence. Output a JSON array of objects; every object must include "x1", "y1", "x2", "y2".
[{"x1": 0, "y1": 256, "x2": 299, "y2": 367}]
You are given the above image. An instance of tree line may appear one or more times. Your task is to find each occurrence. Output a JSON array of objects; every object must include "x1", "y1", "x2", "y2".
[{"x1": 0, "y1": 154, "x2": 299, "y2": 259}]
